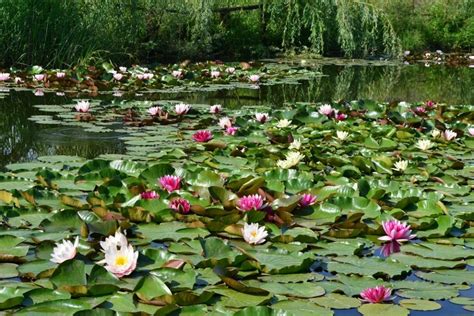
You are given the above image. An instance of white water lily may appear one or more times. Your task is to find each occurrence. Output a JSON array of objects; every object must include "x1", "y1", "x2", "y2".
[
  {"x1": 147, "y1": 106, "x2": 162, "y2": 116},
  {"x1": 416, "y1": 139, "x2": 434, "y2": 151},
  {"x1": 175, "y1": 103, "x2": 190, "y2": 115},
  {"x1": 444, "y1": 129, "x2": 457, "y2": 141},
  {"x1": 468, "y1": 127, "x2": 474, "y2": 136},
  {"x1": 431, "y1": 129, "x2": 441, "y2": 138},
  {"x1": 276, "y1": 119, "x2": 292, "y2": 128},
  {"x1": 242, "y1": 223, "x2": 268, "y2": 245},
  {"x1": 398, "y1": 101, "x2": 409, "y2": 107},
  {"x1": 277, "y1": 151, "x2": 304, "y2": 169},
  {"x1": 393, "y1": 160, "x2": 409, "y2": 172},
  {"x1": 210, "y1": 104, "x2": 222, "y2": 114},
  {"x1": 336, "y1": 131, "x2": 349, "y2": 141},
  {"x1": 50, "y1": 237, "x2": 79, "y2": 264},
  {"x1": 119, "y1": 66, "x2": 127, "y2": 72},
  {"x1": 255, "y1": 112, "x2": 269, "y2": 123},
  {"x1": 75, "y1": 100, "x2": 90, "y2": 113},
  {"x1": 319, "y1": 104, "x2": 334, "y2": 116},
  {"x1": 289, "y1": 138, "x2": 302, "y2": 150},
  {"x1": 218, "y1": 117, "x2": 232, "y2": 129},
  {"x1": 100, "y1": 230, "x2": 129, "y2": 253},
  {"x1": 0, "y1": 73, "x2": 11, "y2": 81},
  {"x1": 103, "y1": 243, "x2": 138, "y2": 278}
]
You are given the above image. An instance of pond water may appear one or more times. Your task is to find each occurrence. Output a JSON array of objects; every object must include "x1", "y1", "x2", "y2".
[{"x1": 1, "y1": 62, "x2": 472, "y2": 168}]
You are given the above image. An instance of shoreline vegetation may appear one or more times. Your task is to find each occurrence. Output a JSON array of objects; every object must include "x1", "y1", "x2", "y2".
[{"x1": 0, "y1": 0, "x2": 472, "y2": 68}]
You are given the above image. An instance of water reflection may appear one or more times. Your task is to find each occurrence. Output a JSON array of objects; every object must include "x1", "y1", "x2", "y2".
[
  {"x1": 0, "y1": 63, "x2": 472, "y2": 167},
  {"x1": 377, "y1": 241, "x2": 401, "y2": 258}
]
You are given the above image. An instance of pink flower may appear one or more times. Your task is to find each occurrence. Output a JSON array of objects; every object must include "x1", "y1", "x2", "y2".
[
  {"x1": 249, "y1": 75, "x2": 260, "y2": 83},
  {"x1": 56, "y1": 72, "x2": 66, "y2": 79},
  {"x1": 172, "y1": 70, "x2": 183, "y2": 79},
  {"x1": 335, "y1": 112, "x2": 348, "y2": 121},
  {"x1": 159, "y1": 175, "x2": 181, "y2": 193},
  {"x1": 211, "y1": 71, "x2": 220, "y2": 78},
  {"x1": 255, "y1": 112, "x2": 269, "y2": 123},
  {"x1": 143, "y1": 73, "x2": 154, "y2": 80},
  {"x1": 210, "y1": 104, "x2": 222, "y2": 114},
  {"x1": 34, "y1": 89, "x2": 44, "y2": 96},
  {"x1": 14, "y1": 77, "x2": 23, "y2": 84},
  {"x1": 193, "y1": 130, "x2": 213, "y2": 142},
  {"x1": 299, "y1": 193, "x2": 317, "y2": 207},
  {"x1": 34, "y1": 74, "x2": 45, "y2": 81},
  {"x1": 140, "y1": 191, "x2": 159, "y2": 200},
  {"x1": 237, "y1": 194, "x2": 265, "y2": 211},
  {"x1": 113, "y1": 73, "x2": 123, "y2": 81},
  {"x1": 225, "y1": 126, "x2": 238, "y2": 136},
  {"x1": 379, "y1": 241, "x2": 401, "y2": 257},
  {"x1": 218, "y1": 117, "x2": 232, "y2": 129},
  {"x1": 136, "y1": 74, "x2": 144, "y2": 80},
  {"x1": 175, "y1": 103, "x2": 190, "y2": 115},
  {"x1": 319, "y1": 104, "x2": 334, "y2": 116},
  {"x1": 425, "y1": 100, "x2": 436, "y2": 108},
  {"x1": 378, "y1": 220, "x2": 416, "y2": 242},
  {"x1": 226, "y1": 67, "x2": 235, "y2": 74},
  {"x1": 0, "y1": 73, "x2": 10, "y2": 81},
  {"x1": 414, "y1": 106, "x2": 426, "y2": 115},
  {"x1": 468, "y1": 127, "x2": 474, "y2": 136},
  {"x1": 148, "y1": 106, "x2": 162, "y2": 116},
  {"x1": 360, "y1": 286, "x2": 392, "y2": 303},
  {"x1": 169, "y1": 197, "x2": 191, "y2": 214}
]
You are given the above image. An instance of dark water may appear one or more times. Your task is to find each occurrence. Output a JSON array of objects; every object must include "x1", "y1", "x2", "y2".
[{"x1": 0, "y1": 63, "x2": 473, "y2": 167}]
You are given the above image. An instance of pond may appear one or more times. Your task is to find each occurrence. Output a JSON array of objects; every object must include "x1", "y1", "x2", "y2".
[
  {"x1": 1, "y1": 61, "x2": 472, "y2": 168},
  {"x1": 0, "y1": 59, "x2": 473, "y2": 315}
]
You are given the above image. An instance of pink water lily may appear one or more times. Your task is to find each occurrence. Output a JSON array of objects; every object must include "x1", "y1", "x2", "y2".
[
  {"x1": 225, "y1": 126, "x2": 238, "y2": 136},
  {"x1": 218, "y1": 117, "x2": 232, "y2": 129},
  {"x1": 159, "y1": 175, "x2": 181, "y2": 193},
  {"x1": 0, "y1": 73, "x2": 10, "y2": 81},
  {"x1": 237, "y1": 194, "x2": 265, "y2": 211},
  {"x1": 255, "y1": 112, "x2": 269, "y2": 123},
  {"x1": 56, "y1": 72, "x2": 66, "y2": 78},
  {"x1": 299, "y1": 193, "x2": 317, "y2": 207},
  {"x1": 169, "y1": 197, "x2": 191, "y2": 214},
  {"x1": 172, "y1": 70, "x2": 183, "y2": 79},
  {"x1": 249, "y1": 74, "x2": 260, "y2": 83},
  {"x1": 360, "y1": 286, "x2": 392, "y2": 303},
  {"x1": 34, "y1": 74, "x2": 45, "y2": 81},
  {"x1": 210, "y1": 104, "x2": 222, "y2": 114},
  {"x1": 226, "y1": 67, "x2": 236, "y2": 74},
  {"x1": 415, "y1": 106, "x2": 426, "y2": 114},
  {"x1": 378, "y1": 220, "x2": 416, "y2": 242},
  {"x1": 147, "y1": 106, "x2": 162, "y2": 116},
  {"x1": 335, "y1": 112, "x2": 348, "y2": 121},
  {"x1": 193, "y1": 130, "x2": 213, "y2": 142},
  {"x1": 140, "y1": 191, "x2": 159, "y2": 200},
  {"x1": 210, "y1": 70, "x2": 220, "y2": 78},
  {"x1": 380, "y1": 241, "x2": 401, "y2": 257},
  {"x1": 425, "y1": 100, "x2": 436, "y2": 108},
  {"x1": 469, "y1": 128, "x2": 474, "y2": 136},
  {"x1": 175, "y1": 103, "x2": 190, "y2": 115},
  {"x1": 143, "y1": 73, "x2": 154, "y2": 80},
  {"x1": 75, "y1": 100, "x2": 90, "y2": 113},
  {"x1": 319, "y1": 104, "x2": 334, "y2": 116},
  {"x1": 119, "y1": 66, "x2": 127, "y2": 72},
  {"x1": 113, "y1": 73, "x2": 123, "y2": 81}
]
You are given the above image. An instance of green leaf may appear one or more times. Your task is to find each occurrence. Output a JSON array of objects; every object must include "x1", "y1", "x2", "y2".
[
  {"x1": 399, "y1": 299, "x2": 441, "y2": 311},
  {"x1": 358, "y1": 304, "x2": 409, "y2": 316}
]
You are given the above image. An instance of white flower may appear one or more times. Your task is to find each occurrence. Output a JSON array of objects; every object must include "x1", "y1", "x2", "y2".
[
  {"x1": 468, "y1": 127, "x2": 474, "y2": 136},
  {"x1": 276, "y1": 119, "x2": 292, "y2": 128},
  {"x1": 242, "y1": 223, "x2": 268, "y2": 245},
  {"x1": 416, "y1": 139, "x2": 434, "y2": 151},
  {"x1": 34, "y1": 74, "x2": 45, "y2": 81},
  {"x1": 100, "y1": 230, "x2": 129, "y2": 253},
  {"x1": 172, "y1": 70, "x2": 183, "y2": 79},
  {"x1": 431, "y1": 129, "x2": 441, "y2": 138},
  {"x1": 113, "y1": 73, "x2": 123, "y2": 81},
  {"x1": 277, "y1": 151, "x2": 304, "y2": 169},
  {"x1": 119, "y1": 66, "x2": 127, "y2": 72},
  {"x1": 336, "y1": 131, "x2": 349, "y2": 141},
  {"x1": 148, "y1": 106, "x2": 162, "y2": 116},
  {"x1": 218, "y1": 117, "x2": 232, "y2": 129},
  {"x1": 50, "y1": 237, "x2": 79, "y2": 264},
  {"x1": 404, "y1": 51, "x2": 410, "y2": 56},
  {"x1": 319, "y1": 104, "x2": 334, "y2": 116},
  {"x1": 289, "y1": 138, "x2": 302, "y2": 150},
  {"x1": 255, "y1": 112, "x2": 269, "y2": 123},
  {"x1": 143, "y1": 73, "x2": 154, "y2": 80},
  {"x1": 226, "y1": 67, "x2": 236, "y2": 74},
  {"x1": 393, "y1": 160, "x2": 409, "y2": 172},
  {"x1": 103, "y1": 243, "x2": 138, "y2": 278},
  {"x1": 0, "y1": 73, "x2": 10, "y2": 81},
  {"x1": 444, "y1": 129, "x2": 457, "y2": 141},
  {"x1": 249, "y1": 75, "x2": 260, "y2": 83},
  {"x1": 175, "y1": 103, "x2": 190, "y2": 115},
  {"x1": 210, "y1": 104, "x2": 222, "y2": 114},
  {"x1": 75, "y1": 100, "x2": 90, "y2": 113},
  {"x1": 210, "y1": 71, "x2": 220, "y2": 78},
  {"x1": 56, "y1": 72, "x2": 66, "y2": 78},
  {"x1": 398, "y1": 101, "x2": 409, "y2": 107}
]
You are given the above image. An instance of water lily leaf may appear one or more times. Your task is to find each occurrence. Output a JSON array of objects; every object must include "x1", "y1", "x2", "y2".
[
  {"x1": 391, "y1": 253, "x2": 464, "y2": 269},
  {"x1": 15, "y1": 298, "x2": 91, "y2": 315},
  {"x1": 401, "y1": 243, "x2": 474, "y2": 261},
  {"x1": 0, "y1": 287, "x2": 29, "y2": 310},
  {"x1": 311, "y1": 293, "x2": 361, "y2": 309},
  {"x1": 416, "y1": 269, "x2": 474, "y2": 285},
  {"x1": 135, "y1": 274, "x2": 172, "y2": 301},
  {"x1": 246, "y1": 248, "x2": 313, "y2": 274},
  {"x1": 271, "y1": 300, "x2": 333, "y2": 316},
  {"x1": 50, "y1": 260, "x2": 87, "y2": 288},
  {"x1": 138, "y1": 222, "x2": 210, "y2": 241},
  {"x1": 23, "y1": 288, "x2": 71, "y2": 305},
  {"x1": 210, "y1": 286, "x2": 272, "y2": 308},
  {"x1": 327, "y1": 256, "x2": 410, "y2": 278},
  {"x1": 399, "y1": 299, "x2": 441, "y2": 311},
  {"x1": 249, "y1": 281, "x2": 325, "y2": 298},
  {"x1": 358, "y1": 303, "x2": 409, "y2": 316},
  {"x1": 0, "y1": 263, "x2": 18, "y2": 278},
  {"x1": 258, "y1": 273, "x2": 324, "y2": 283}
]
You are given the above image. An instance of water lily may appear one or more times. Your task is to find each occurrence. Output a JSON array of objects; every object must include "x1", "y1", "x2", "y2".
[
  {"x1": 249, "y1": 74, "x2": 260, "y2": 83},
  {"x1": 14, "y1": 77, "x2": 23, "y2": 84},
  {"x1": 431, "y1": 129, "x2": 441, "y2": 138},
  {"x1": 237, "y1": 194, "x2": 265, "y2": 211},
  {"x1": 360, "y1": 286, "x2": 392, "y2": 303},
  {"x1": 414, "y1": 106, "x2": 426, "y2": 115},
  {"x1": 225, "y1": 126, "x2": 238, "y2": 136},
  {"x1": 210, "y1": 70, "x2": 220, "y2": 78},
  {"x1": 425, "y1": 100, "x2": 436, "y2": 108},
  {"x1": 393, "y1": 160, "x2": 408, "y2": 172},
  {"x1": 299, "y1": 193, "x2": 317, "y2": 207},
  {"x1": 416, "y1": 139, "x2": 434, "y2": 151},
  {"x1": 444, "y1": 129, "x2": 457, "y2": 141},
  {"x1": 319, "y1": 104, "x2": 334, "y2": 116},
  {"x1": 172, "y1": 70, "x2": 183, "y2": 79},
  {"x1": 378, "y1": 220, "x2": 416, "y2": 242},
  {"x1": 119, "y1": 66, "x2": 127, "y2": 72},
  {"x1": 255, "y1": 112, "x2": 269, "y2": 123},
  {"x1": 136, "y1": 74, "x2": 144, "y2": 80},
  {"x1": 56, "y1": 72, "x2": 66, "y2": 78},
  {"x1": 336, "y1": 131, "x2": 349, "y2": 141},
  {"x1": 242, "y1": 223, "x2": 268, "y2": 245},
  {"x1": 404, "y1": 50, "x2": 410, "y2": 56},
  {"x1": 147, "y1": 106, "x2": 162, "y2": 116},
  {"x1": 192, "y1": 130, "x2": 213, "y2": 142},
  {"x1": 210, "y1": 104, "x2": 222, "y2": 114},
  {"x1": 140, "y1": 191, "x2": 159, "y2": 200},
  {"x1": 380, "y1": 241, "x2": 401, "y2": 257},
  {"x1": 276, "y1": 151, "x2": 304, "y2": 169},
  {"x1": 34, "y1": 74, "x2": 45, "y2": 81},
  {"x1": 289, "y1": 138, "x2": 302, "y2": 150},
  {"x1": 218, "y1": 117, "x2": 233, "y2": 129},
  {"x1": 226, "y1": 67, "x2": 235, "y2": 74},
  {"x1": 75, "y1": 100, "x2": 90, "y2": 113},
  {"x1": 143, "y1": 73, "x2": 154, "y2": 80},
  {"x1": 34, "y1": 89, "x2": 44, "y2": 96},
  {"x1": 103, "y1": 242, "x2": 138, "y2": 278},
  {"x1": 175, "y1": 103, "x2": 190, "y2": 115},
  {"x1": 159, "y1": 175, "x2": 181, "y2": 193},
  {"x1": 50, "y1": 236, "x2": 79, "y2": 263},
  {"x1": 169, "y1": 197, "x2": 191, "y2": 214},
  {"x1": 100, "y1": 230, "x2": 129, "y2": 252},
  {"x1": 335, "y1": 112, "x2": 348, "y2": 121},
  {"x1": 276, "y1": 119, "x2": 292, "y2": 128},
  {"x1": 113, "y1": 73, "x2": 123, "y2": 81},
  {"x1": 0, "y1": 73, "x2": 10, "y2": 81},
  {"x1": 468, "y1": 127, "x2": 474, "y2": 136}
]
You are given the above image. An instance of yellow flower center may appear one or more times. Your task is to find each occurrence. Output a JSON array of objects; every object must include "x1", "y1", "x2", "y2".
[
  {"x1": 250, "y1": 231, "x2": 258, "y2": 238},
  {"x1": 115, "y1": 255, "x2": 128, "y2": 266}
]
